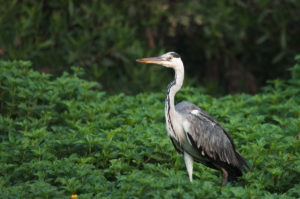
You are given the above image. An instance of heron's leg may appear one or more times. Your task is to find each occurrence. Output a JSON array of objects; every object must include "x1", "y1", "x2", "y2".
[
  {"x1": 184, "y1": 152, "x2": 194, "y2": 183},
  {"x1": 221, "y1": 167, "x2": 228, "y2": 187}
]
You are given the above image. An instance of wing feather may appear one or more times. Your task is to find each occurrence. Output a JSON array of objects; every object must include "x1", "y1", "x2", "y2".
[{"x1": 176, "y1": 101, "x2": 241, "y2": 168}]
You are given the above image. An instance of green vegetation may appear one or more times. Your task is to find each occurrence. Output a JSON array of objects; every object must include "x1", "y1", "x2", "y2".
[
  {"x1": 0, "y1": 58, "x2": 299, "y2": 198},
  {"x1": 1, "y1": 1, "x2": 300, "y2": 94}
]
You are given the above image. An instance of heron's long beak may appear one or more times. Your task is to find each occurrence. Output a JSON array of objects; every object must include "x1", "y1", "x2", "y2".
[{"x1": 136, "y1": 57, "x2": 164, "y2": 64}]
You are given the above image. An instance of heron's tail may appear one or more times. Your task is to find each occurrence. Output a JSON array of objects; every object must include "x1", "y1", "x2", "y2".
[
  {"x1": 236, "y1": 152, "x2": 249, "y2": 172},
  {"x1": 228, "y1": 152, "x2": 249, "y2": 182}
]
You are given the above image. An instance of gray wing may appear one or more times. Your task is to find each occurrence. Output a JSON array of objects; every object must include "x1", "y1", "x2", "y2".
[{"x1": 175, "y1": 101, "x2": 241, "y2": 168}]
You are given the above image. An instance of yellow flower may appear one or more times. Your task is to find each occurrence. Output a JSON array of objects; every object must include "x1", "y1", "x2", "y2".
[{"x1": 70, "y1": 194, "x2": 78, "y2": 199}]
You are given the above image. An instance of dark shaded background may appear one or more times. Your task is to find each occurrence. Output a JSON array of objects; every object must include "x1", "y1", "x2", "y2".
[{"x1": 1, "y1": 0, "x2": 300, "y2": 95}]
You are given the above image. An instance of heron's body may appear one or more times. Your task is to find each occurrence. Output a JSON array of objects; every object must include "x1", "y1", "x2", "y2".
[{"x1": 136, "y1": 52, "x2": 248, "y2": 186}]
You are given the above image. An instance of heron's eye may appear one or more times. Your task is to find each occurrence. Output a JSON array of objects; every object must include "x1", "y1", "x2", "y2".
[{"x1": 167, "y1": 56, "x2": 172, "y2": 61}]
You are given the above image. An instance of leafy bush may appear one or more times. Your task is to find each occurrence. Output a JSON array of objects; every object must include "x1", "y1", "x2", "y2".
[
  {"x1": 0, "y1": 58, "x2": 299, "y2": 198},
  {"x1": 1, "y1": 1, "x2": 300, "y2": 94}
]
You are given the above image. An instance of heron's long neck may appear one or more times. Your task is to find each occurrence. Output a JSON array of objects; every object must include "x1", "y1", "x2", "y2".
[
  {"x1": 165, "y1": 71, "x2": 184, "y2": 113},
  {"x1": 165, "y1": 66, "x2": 184, "y2": 138}
]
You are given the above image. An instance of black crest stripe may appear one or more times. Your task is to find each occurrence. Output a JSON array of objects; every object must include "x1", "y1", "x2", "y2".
[{"x1": 170, "y1": 52, "x2": 180, "y2": 58}]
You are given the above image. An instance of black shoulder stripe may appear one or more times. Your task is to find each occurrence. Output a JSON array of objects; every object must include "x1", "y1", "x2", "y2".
[
  {"x1": 187, "y1": 133, "x2": 197, "y2": 148},
  {"x1": 170, "y1": 137, "x2": 183, "y2": 154}
]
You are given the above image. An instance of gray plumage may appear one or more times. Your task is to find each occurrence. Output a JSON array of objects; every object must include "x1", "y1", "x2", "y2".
[
  {"x1": 136, "y1": 52, "x2": 248, "y2": 186},
  {"x1": 174, "y1": 102, "x2": 248, "y2": 180}
]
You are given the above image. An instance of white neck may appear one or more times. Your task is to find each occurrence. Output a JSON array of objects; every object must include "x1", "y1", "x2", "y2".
[
  {"x1": 165, "y1": 61, "x2": 184, "y2": 138},
  {"x1": 167, "y1": 68, "x2": 184, "y2": 111}
]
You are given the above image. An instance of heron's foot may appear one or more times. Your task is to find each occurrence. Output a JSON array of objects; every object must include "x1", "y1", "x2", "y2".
[{"x1": 221, "y1": 167, "x2": 228, "y2": 187}]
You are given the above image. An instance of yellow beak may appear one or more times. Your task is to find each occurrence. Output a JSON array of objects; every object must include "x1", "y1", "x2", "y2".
[{"x1": 136, "y1": 57, "x2": 164, "y2": 64}]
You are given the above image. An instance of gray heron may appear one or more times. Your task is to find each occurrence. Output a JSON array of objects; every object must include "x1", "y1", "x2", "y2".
[{"x1": 136, "y1": 52, "x2": 248, "y2": 186}]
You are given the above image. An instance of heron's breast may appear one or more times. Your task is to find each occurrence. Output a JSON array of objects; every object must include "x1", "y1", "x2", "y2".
[{"x1": 166, "y1": 117, "x2": 185, "y2": 142}]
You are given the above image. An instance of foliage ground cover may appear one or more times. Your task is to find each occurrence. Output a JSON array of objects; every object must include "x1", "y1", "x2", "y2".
[{"x1": 0, "y1": 59, "x2": 300, "y2": 198}]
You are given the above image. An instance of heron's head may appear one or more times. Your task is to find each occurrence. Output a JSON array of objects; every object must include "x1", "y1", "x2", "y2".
[{"x1": 136, "y1": 52, "x2": 183, "y2": 69}]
